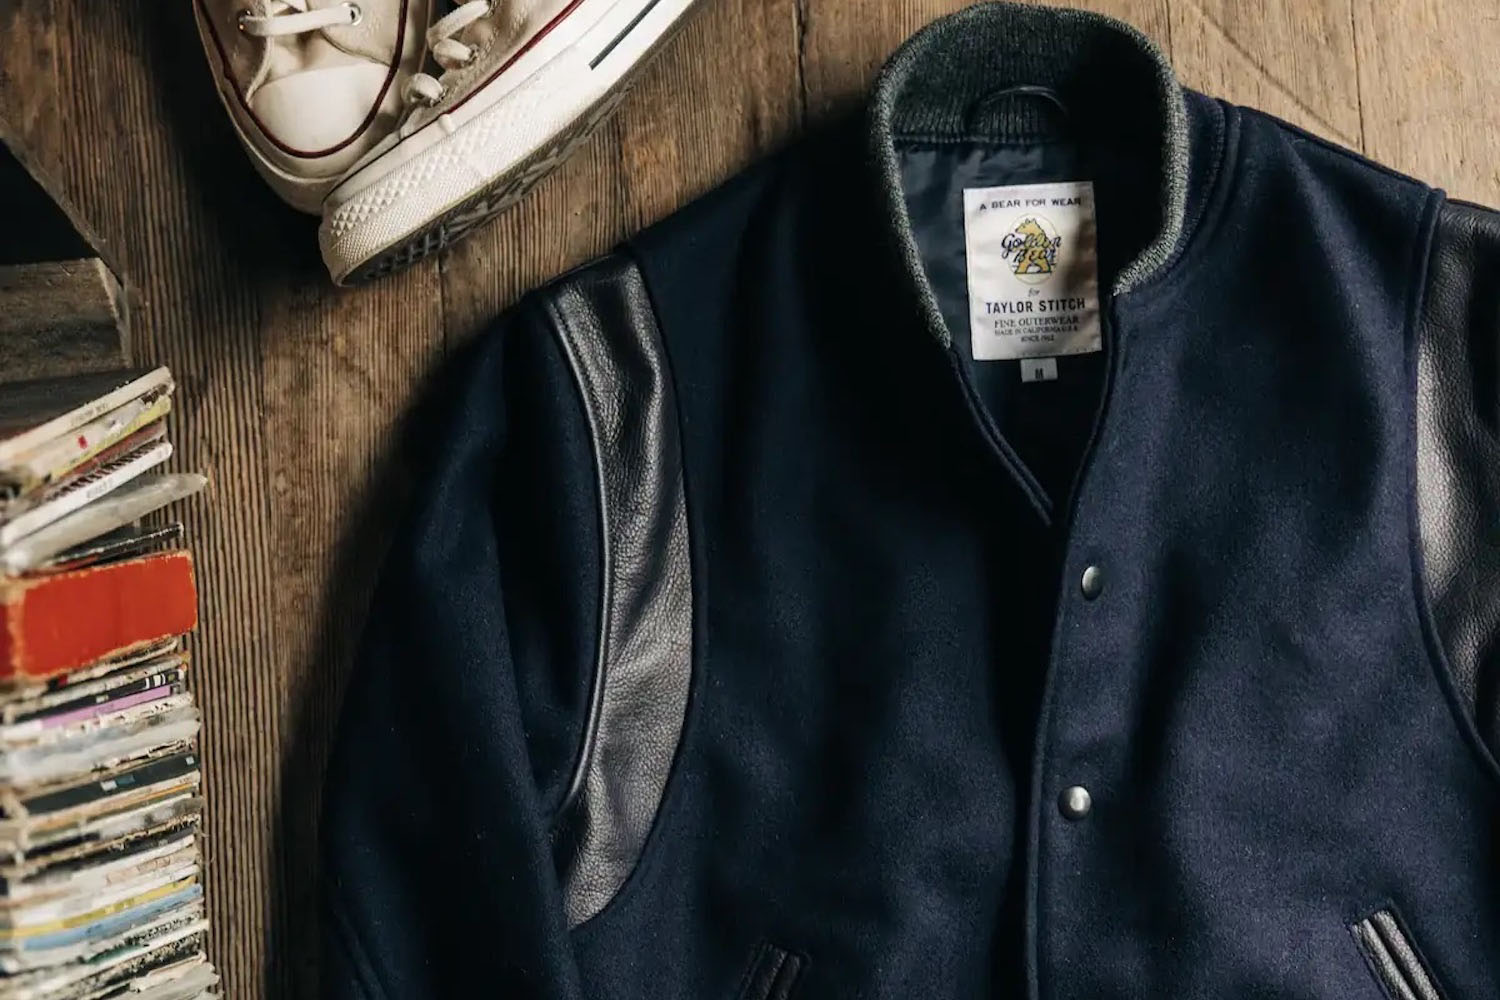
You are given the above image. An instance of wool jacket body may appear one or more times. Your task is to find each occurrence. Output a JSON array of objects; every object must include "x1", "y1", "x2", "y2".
[{"x1": 321, "y1": 4, "x2": 1500, "y2": 997}]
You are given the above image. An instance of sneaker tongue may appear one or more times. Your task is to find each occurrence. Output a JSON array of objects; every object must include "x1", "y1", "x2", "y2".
[
  {"x1": 307, "y1": 0, "x2": 390, "y2": 65},
  {"x1": 261, "y1": 32, "x2": 371, "y2": 93}
]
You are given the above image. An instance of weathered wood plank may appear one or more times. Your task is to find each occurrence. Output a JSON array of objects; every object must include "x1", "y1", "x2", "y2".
[
  {"x1": 0, "y1": 259, "x2": 129, "y2": 379},
  {"x1": 438, "y1": 0, "x2": 804, "y2": 347},
  {"x1": 39, "y1": 5, "x2": 451, "y2": 997},
  {"x1": 615, "y1": 0, "x2": 803, "y2": 234},
  {"x1": 1354, "y1": 0, "x2": 1500, "y2": 205},
  {"x1": 1170, "y1": 0, "x2": 1362, "y2": 148},
  {"x1": 260, "y1": 264, "x2": 446, "y2": 998},
  {"x1": 0, "y1": 0, "x2": 62, "y2": 173}
]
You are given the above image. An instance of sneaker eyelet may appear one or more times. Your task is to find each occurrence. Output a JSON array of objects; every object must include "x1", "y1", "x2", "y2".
[
  {"x1": 344, "y1": 2, "x2": 363, "y2": 25},
  {"x1": 236, "y1": 8, "x2": 253, "y2": 31}
]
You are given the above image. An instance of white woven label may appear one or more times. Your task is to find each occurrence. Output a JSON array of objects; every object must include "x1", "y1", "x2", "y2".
[{"x1": 962, "y1": 181, "x2": 1101, "y2": 361}]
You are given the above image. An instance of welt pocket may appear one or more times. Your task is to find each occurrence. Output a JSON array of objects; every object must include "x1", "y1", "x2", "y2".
[
  {"x1": 1350, "y1": 907, "x2": 1446, "y2": 1000},
  {"x1": 735, "y1": 942, "x2": 805, "y2": 1000}
]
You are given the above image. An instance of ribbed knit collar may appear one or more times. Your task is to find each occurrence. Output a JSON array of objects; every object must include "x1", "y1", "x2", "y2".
[{"x1": 868, "y1": 2, "x2": 1189, "y2": 347}]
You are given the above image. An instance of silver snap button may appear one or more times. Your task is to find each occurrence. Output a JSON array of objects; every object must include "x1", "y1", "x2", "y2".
[
  {"x1": 1059, "y1": 785, "x2": 1092, "y2": 821},
  {"x1": 1080, "y1": 564, "x2": 1103, "y2": 600}
]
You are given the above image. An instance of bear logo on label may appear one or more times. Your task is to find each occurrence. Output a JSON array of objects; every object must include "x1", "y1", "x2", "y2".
[{"x1": 1000, "y1": 215, "x2": 1062, "y2": 284}]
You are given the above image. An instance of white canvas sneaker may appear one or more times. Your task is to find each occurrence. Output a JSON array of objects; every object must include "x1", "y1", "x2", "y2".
[
  {"x1": 318, "y1": 0, "x2": 701, "y2": 285},
  {"x1": 193, "y1": 0, "x2": 432, "y2": 213}
]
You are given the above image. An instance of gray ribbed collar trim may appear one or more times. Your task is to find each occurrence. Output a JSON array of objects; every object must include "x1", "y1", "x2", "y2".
[{"x1": 868, "y1": 2, "x2": 1189, "y2": 346}]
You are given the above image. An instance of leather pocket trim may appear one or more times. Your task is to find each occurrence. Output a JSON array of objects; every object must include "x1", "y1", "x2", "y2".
[
  {"x1": 735, "y1": 942, "x2": 805, "y2": 1000},
  {"x1": 1351, "y1": 907, "x2": 1446, "y2": 1000},
  {"x1": 544, "y1": 256, "x2": 695, "y2": 929}
]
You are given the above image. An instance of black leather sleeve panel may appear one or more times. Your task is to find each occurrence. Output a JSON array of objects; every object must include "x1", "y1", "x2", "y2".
[
  {"x1": 541, "y1": 254, "x2": 694, "y2": 928},
  {"x1": 1415, "y1": 198, "x2": 1500, "y2": 754}
]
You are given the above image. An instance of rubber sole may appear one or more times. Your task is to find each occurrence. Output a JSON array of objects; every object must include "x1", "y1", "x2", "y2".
[{"x1": 322, "y1": 0, "x2": 699, "y2": 286}]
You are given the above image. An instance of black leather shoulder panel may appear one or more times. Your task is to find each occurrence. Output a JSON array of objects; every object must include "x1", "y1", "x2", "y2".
[
  {"x1": 539, "y1": 252, "x2": 694, "y2": 927},
  {"x1": 1415, "y1": 198, "x2": 1500, "y2": 753}
]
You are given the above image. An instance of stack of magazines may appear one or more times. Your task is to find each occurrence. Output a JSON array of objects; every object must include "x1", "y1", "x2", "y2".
[{"x1": 0, "y1": 369, "x2": 218, "y2": 999}]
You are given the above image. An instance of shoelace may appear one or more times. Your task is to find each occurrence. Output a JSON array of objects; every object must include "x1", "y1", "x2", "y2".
[
  {"x1": 238, "y1": 0, "x2": 495, "y2": 109},
  {"x1": 237, "y1": 0, "x2": 362, "y2": 37},
  {"x1": 403, "y1": 0, "x2": 496, "y2": 106}
]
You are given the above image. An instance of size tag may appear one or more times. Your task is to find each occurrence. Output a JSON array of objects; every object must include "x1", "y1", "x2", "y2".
[
  {"x1": 1019, "y1": 358, "x2": 1058, "y2": 383},
  {"x1": 962, "y1": 180, "x2": 1102, "y2": 361}
]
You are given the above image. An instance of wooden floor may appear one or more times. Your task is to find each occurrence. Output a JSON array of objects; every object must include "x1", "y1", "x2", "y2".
[{"x1": 1, "y1": 0, "x2": 1496, "y2": 994}]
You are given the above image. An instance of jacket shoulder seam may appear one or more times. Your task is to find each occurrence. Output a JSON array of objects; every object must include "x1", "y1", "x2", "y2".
[
  {"x1": 531, "y1": 246, "x2": 647, "y2": 305},
  {"x1": 1252, "y1": 106, "x2": 1432, "y2": 190}
]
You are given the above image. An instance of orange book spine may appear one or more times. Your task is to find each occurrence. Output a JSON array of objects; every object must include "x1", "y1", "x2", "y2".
[{"x1": 0, "y1": 551, "x2": 197, "y2": 680}]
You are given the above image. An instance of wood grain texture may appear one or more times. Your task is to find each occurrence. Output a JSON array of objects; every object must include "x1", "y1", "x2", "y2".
[
  {"x1": 438, "y1": 0, "x2": 803, "y2": 346},
  {"x1": 8, "y1": 2, "x2": 450, "y2": 994},
  {"x1": 1170, "y1": 0, "x2": 1362, "y2": 146},
  {"x1": 0, "y1": 259, "x2": 129, "y2": 379},
  {"x1": 0, "y1": 0, "x2": 61, "y2": 173},
  {"x1": 1355, "y1": 0, "x2": 1500, "y2": 204},
  {"x1": 0, "y1": 0, "x2": 1494, "y2": 995}
]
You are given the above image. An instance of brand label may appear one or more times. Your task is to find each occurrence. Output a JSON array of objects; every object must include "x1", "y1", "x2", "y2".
[{"x1": 962, "y1": 181, "x2": 1102, "y2": 361}]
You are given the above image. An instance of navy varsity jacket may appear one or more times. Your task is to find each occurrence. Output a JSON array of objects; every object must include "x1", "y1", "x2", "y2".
[{"x1": 320, "y1": 4, "x2": 1500, "y2": 997}]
